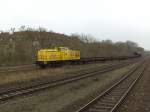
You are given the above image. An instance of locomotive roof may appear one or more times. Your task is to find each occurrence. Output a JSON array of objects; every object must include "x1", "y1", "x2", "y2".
[
  {"x1": 39, "y1": 49, "x2": 58, "y2": 52},
  {"x1": 39, "y1": 47, "x2": 69, "y2": 52}
]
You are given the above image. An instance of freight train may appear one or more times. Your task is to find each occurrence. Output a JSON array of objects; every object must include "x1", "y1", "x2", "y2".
[{"x1": 35, "y1": 47, "x2": 141, "y2": 68}]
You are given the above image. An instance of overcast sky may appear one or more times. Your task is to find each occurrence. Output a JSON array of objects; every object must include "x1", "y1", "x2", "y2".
[{"x1": 0, "y1": 0, "x2": 150, "y2": 50}]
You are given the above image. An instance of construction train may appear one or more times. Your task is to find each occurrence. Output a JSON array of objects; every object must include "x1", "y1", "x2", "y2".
[{"x1": 35, "y1": 47, "x2": 141, "y2": 68}]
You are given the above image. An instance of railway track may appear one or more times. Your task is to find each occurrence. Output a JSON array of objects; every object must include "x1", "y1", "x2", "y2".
[
  {"x1": 0, "y1": 56, "x2": 140, "y2": 73},
  {"x1": 0, "y1": 59, "x2": 138, "y2": 102},
  {"x1": 76, "y1": 59, "x2": 148, "y2": 112}
]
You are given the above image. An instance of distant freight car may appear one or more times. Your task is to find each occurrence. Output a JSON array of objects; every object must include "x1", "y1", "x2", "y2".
[
  {"x1": 134, "y1": 51, "x2": 142, "y2": 57},
  {"x1": 36, "y1": 47, "x2": 80, "y2": 68}
]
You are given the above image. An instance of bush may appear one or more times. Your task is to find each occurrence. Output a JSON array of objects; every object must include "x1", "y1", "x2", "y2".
[{"x1": 0, "y1": 27, "x2": 144, "y2": 66}]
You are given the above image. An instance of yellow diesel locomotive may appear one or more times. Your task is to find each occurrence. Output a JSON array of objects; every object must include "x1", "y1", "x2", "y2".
[{"x1": 36, "y1": 47, "x2": 80, "y2": 67}]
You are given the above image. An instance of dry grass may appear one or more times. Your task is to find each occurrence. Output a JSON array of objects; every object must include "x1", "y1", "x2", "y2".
[
  {"x1": 0, "y1": 63, "x2": 137, "y2": 112},
  {"x1": 0, "y1": 63, "x2": 109, "y2": 85},
  {"x1": 0, "y1": 30, "x2": 144, "y2": 66}
]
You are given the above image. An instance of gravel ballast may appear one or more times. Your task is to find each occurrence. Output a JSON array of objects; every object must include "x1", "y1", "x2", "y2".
[
  {"x1": 0, "y1": 63, "x2": 137, "y2": 112},
  {"x1": 116, "y1": 62, "x2": 150, "y2": 112}
]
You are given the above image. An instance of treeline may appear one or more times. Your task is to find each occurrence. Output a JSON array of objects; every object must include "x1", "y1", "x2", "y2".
[{"x1": 0, "y1": 27, "x2": 144, "y2": 66}]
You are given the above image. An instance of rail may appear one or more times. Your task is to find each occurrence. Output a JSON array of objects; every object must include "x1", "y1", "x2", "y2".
[{"x1": 76, "y1": 59, "x2": 148, "y2": 112}]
